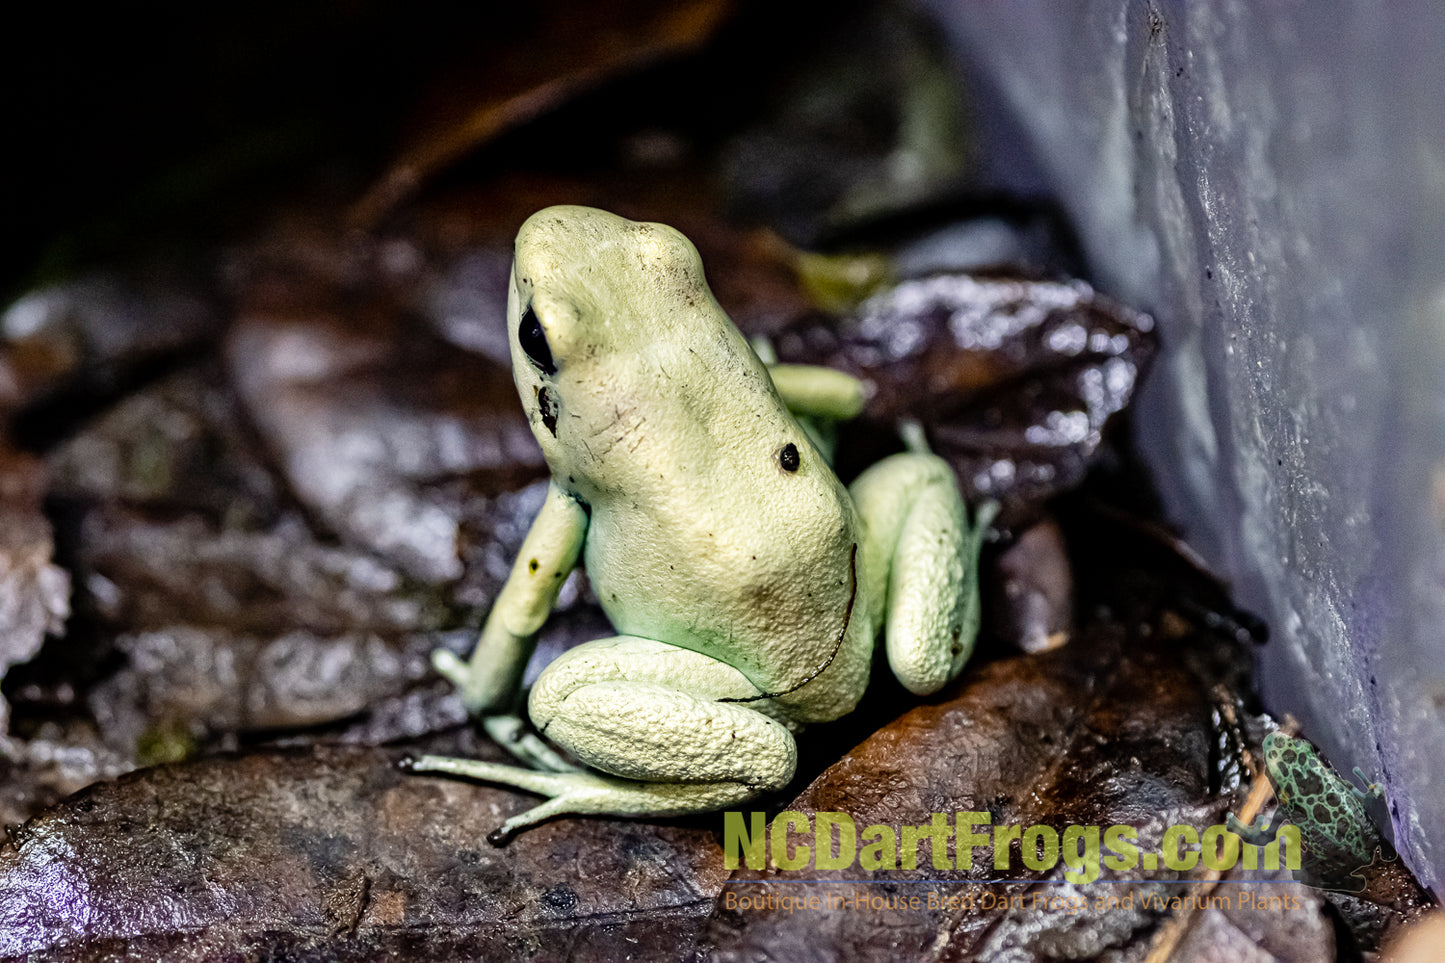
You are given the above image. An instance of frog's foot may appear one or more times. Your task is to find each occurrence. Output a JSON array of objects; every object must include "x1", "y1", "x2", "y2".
[
  {"x1": 1227, "y1": 810, "x2": 1282, "y2": 847},
  {"x1": 481, "y1": 714, "x2": 579, "y2": 773},
  {"x1": 1351, "y1": 766, "x2": 1385, "y2": 803},
  {"x1": 430, "y1": 648, "x2": 578, "y2": 771},
  {"x1": 410, "y1": 635, "x2": 798, "y2": 842},
  {"x1": 431, "y1": 648, "x2": 495, "y2": 714},
  {"x1": 766, "y1": 359, "x2": 868, "y2": 422},
  {"x1": 401, "y1": 757, "x2": 769, "y2": 845}
]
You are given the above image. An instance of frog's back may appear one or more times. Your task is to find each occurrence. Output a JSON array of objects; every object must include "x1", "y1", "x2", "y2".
[
  {"x1": 514, "y1": 206, "x2": 874, "y2": 719},
  {"x1": 1266, "y1": 734, "x2": 1384, "y2": 879},
  {"x1": 580, "y1": 364, "x2": 872, "y2": 719}
]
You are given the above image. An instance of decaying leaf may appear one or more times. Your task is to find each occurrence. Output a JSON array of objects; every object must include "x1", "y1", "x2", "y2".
[
  {"x1": 775, "y1": 272, "x2": 1156, "y2": 515},
  {"x1": 0, "y1": 743, "x2": 728, "y2": 961}
]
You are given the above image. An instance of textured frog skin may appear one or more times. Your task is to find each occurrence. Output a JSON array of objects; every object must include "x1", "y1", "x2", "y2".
[
  {"x1": 1228, "y1": 731, "x2": 1385, "y2": 891},
  {"x1": 406, "y1": 206, "x2": 994, "y2": 842}
]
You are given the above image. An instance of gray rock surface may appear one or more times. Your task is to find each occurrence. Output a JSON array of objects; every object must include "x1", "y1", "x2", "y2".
[{"x1": 924, "y1": 0, "x2": 1445, "y2": 891}]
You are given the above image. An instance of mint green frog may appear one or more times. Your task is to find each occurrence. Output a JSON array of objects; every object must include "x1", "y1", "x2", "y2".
[
  {"x1": 405, "y1": 205, "x2": 993, "y2": 843},
  {"x1": 1227, "y1": 731, "x2": 1387, "y2": 892}
]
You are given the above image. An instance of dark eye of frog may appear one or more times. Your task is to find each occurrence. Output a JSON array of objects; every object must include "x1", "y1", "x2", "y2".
[
  {"x1": 518, "y1": 304, "x2": 556, "y2": 375},
  {"x1": 779, "y1": 442, "x2": 800, "y2": 472}
]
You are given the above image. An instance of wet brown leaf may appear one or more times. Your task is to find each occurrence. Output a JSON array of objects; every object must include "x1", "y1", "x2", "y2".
[
  {"x1": 989, "y1": 515, "x2": 1073, "y2": 653},
  {"x1": 0, "y1": 721, "x2": 132, "y2": 832},
  {"x1": 0, "y1": 271, "x2": 216, "y2": 428},
  {"x1": 0, "y1": 744, "x2": 727, "y2": 961},
  {"x1": 702, "y1": 627, "x2": 1338, "y2": 962},
  {"x1": 225, "y1": 232, "x2": 545, "y2": 583},
  {"x1": 32, "y1": 362, "x2": 595, "y2": 770},
  {"x1": 774, "y1": 273, "x2": 1156, "y2": 514}
]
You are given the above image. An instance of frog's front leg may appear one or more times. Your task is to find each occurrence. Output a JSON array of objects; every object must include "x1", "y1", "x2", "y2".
[
  {"x1": 766, "y1": 362, "x2": 868, "y2": 463},
  {"x1": 1227, "y1": 808, "x2": 1286, "y2": 847},
  {"x1": 409, "y1": 636, "x2": 796, "y2": 843},
  {"x1": 1351, "y1": 766, "x2": 1385, "y2": 805},
  {"x1": 850, "y1": 452, "x2": 995, "y2": 694},
  {"x1": 767, "y1": 363, "x2": 868, "y2": 422},
  {"x1": 431, "y1": 481, "x2": 587, "y2": 768}
]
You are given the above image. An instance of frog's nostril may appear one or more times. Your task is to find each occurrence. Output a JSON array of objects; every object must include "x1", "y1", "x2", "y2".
[{"x1": 779, "y1": 443, "x2": 800, "y2": 472}]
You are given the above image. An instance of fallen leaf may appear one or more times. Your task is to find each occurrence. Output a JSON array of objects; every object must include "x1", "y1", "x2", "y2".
[
  {"x1": 0, "y1": 744, "x2": 727, "y2": 961},
  {"x1": 774, "y1": 272, "x2": 1156, "y2": 515}
]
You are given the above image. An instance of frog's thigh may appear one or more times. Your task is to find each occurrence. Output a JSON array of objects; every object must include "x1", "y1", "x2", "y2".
[
  {"x1": 529, "y1": 636, "x2": 796, "y2": 790},
  {"x1": 410, "y1": 638, "x2": 798, "y2": 840},
  {"x1": 850, "y1": 453, "x2": 982, "y2": 695}
]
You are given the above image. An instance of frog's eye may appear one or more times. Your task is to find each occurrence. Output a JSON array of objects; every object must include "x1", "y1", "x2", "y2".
[{"x1": 518, "y1": 304, "x2": 556, "y2": 375}]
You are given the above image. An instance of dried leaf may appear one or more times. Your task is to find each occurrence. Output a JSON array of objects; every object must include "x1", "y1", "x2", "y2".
[
  {"x1": 774, "y1": 273, "x2": 1157, "y2": 513},
  {"x1": 0, "y1": 745, "x2": 727, "y2": 961}
]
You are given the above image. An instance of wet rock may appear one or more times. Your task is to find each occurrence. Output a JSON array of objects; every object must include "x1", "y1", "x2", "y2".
[{"x1": 930, "y1": 0, "x2": 1445, "y2": 893}]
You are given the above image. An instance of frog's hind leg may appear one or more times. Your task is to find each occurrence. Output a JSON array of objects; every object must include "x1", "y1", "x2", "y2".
[
  {"x1": 850, "y1": 451, "x2": 996, "y2": 695},
  {"x1": 406, "y1": 636, "x2": 796, "y2": 843}
]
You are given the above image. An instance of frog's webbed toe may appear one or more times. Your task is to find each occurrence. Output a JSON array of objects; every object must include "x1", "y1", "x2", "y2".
[
  {"x1": 1227, "y1": 809, "x2": 1286, "y2": 847},
  {"x1": 1350, "y1": 766, "x2": 1385, "y2": 803},
  {"x1": 403, "y1": 758, "x2": 772, "y2": 844},
  {"x1": 1227, "y1": 812, "x2": 1267, "y2": 846}
]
